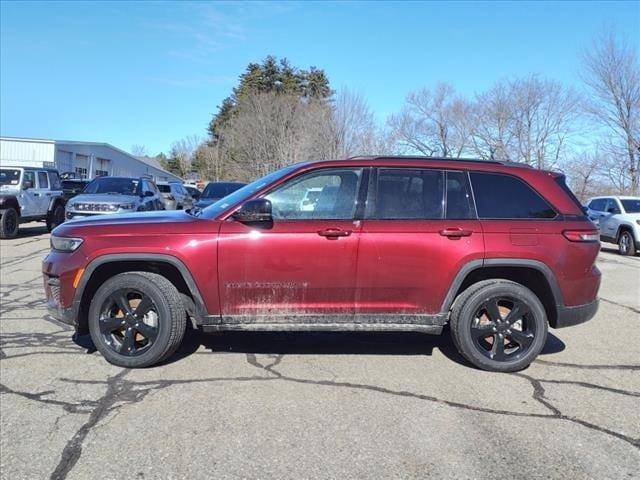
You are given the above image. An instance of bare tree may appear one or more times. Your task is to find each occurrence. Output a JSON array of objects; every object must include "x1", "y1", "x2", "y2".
[
  {"x1": 581, "y1": 30, "x2": 640, "y2": 194},
  {"x1": 388, "y1": 83, "x2": 472, "y2": 157},
  {"x1": 169, "y1": 135, "x2": 201, "y2": 177},
  {"x1": 327, "y1": 89, "x2": 394, "y2": 158},
  {"x1": 130, "y1": 145, "x2": 149, "y2": 157},
  {"x1": 563, "y1": 151, "x2": 604, "y2": 201},
  {"x1": 219, "y1": 92, "x2": 333, "y2": 181},
  {"x1": 469, "y1": 82, "x2": 516, "y2": 160}
]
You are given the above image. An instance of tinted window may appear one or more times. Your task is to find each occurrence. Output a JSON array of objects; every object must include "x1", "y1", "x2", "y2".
[
  {"x1": 265, "y1": 168, "x2": 363, "y2": 220},
  {"x1": 37, "y1": 171, "x2": 49, "y2": 189},
  {"x1": 588, "y1": 199, "x2": 606, "y2": 212},
  {"x1": 84, "y1": 177, "x2": 138, "y2": 195},
  {"x1": 445, "y1": 171, "x2": 475, "y2": 219},
  {"x1": 157, "y1": 184, "x2": 171, "y2": 193},
  {"x1": 368, "y1": 168, "x2": 443, "y2": 219},
  {"x1": 470, "y1": 172, "x2": 556, "y2": 219},
  {"x1": 621, "y1": 199, "x2": 640, "y2": 213},
  {"x1": 604, "y1": 198, "x2": 621, "y2": 214},
  {"x1": 49, "y1": 171, "x2": 61, "y2": 190}
]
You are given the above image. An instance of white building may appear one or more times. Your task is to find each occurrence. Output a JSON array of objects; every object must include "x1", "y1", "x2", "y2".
[{"x1": 0, "y1": 137, "x2": 182, "y2": 183}]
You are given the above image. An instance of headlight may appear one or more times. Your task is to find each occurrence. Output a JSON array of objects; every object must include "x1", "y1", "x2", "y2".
[
  {"x1": 51, "y1": 236, "x2": 83, "y2": 252},
  {"x1": 118, "y1": 203, "x2": 135, "y2": 210}
]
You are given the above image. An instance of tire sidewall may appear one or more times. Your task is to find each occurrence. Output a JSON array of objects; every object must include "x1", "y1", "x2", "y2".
[
  {"x1": 453, "y1": 282, "x2": 548, "y2": 372},
  {"x1": 618, "y1": 231, "x2": 634, "y2": 256},
  {"x1": 88, "y1": 273, "x2": 176, "y2": 367},
  {"x1": 1, "y1": 208, "x2": 19, "y2": 238},
  {"x1": 47, "y1": 205, "x2": 65, "y2": 231}
]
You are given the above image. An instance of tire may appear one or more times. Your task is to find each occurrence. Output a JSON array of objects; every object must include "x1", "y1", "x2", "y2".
[
  {"x1": 450, "y1": 279, "x2": 548, "y2": 372},
  {"x1": 88, "y1": 272, "x2": 186, "y2": 368},
  {"x1": 618, "y1": 230, "x2": 636, "y2": 256},
  {"x1": 0, "y1": 208, "x2": 19, "y2": 239},
  {"x1": 46, "y1": 204, "x2": 65, "y2": 232}
]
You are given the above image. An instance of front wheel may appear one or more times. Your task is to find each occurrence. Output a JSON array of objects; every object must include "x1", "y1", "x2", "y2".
[
  {"x1": 618, "y1": 231, "x2": 636, "y2": 256},
  {"x1": 0, "y1": 208, "x2": 19, "y2": 239},
  {"x1": 46, "y1": 204, "x2": 65, "y2": 232},
  {"x1": 450, "y1": 280, "x2": 548, "y2": 372},
  {"x1": 88, "y1": 272, "x2": 186, "y2": 368}
]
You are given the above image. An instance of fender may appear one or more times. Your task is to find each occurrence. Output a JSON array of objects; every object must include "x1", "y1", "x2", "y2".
[
  {"x1": 74, "y1": 253, "x2": 213, "y2": 324},
  {"x1": 440, "y1": 258, "x2": 564, "y2": 313},
  {"x1": 47, "y1": 195, "x2": 66, "y2": 212},
  {"x1": 0, "y1": 195, "x2": 20, "y2": 214},
  {"x1": 615, "y1": 223, "x2": 636, "y2": 242}
]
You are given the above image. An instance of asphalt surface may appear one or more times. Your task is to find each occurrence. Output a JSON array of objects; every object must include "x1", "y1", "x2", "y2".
[{"x1": 1, "y1": 222, "x2": 639, "y2": 479}]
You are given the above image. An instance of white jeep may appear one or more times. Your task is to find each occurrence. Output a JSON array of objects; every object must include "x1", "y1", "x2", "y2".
[
  {"x1": 0, "y1": 167, "x2": 66, "y2": 239},
  {"x1": 586, "y1": 196, "x2": 640, "y2": 256}
]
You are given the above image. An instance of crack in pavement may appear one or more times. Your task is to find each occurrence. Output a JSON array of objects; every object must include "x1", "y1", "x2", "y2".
[
  {"x1": 534, "y1": 359, "x2": 640, "y2": 370},
  {"x1": 599, "y1": 297, "x2": 640, "y2": 315}
]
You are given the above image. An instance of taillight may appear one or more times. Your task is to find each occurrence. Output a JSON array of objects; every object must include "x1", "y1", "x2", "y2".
[{"x1": 562, "y1": 230, "x2": 600, "y2": 242}]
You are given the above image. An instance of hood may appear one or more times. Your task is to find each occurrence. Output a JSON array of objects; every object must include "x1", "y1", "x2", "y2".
[
  {"x1": 63, "y1": 209, "x2": 194, "y2": 226},
  {"x1": 68, "y1": 193, "x2": 139, "y2": 205}
]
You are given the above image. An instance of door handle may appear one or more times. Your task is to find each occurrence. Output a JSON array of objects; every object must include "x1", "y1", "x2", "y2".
[
  {"x1": 318, "y1": 228, "x2": 352, "y2": 239},
  {"x1": 440, "y1": 228, "x2": 473, "y2": 238}
]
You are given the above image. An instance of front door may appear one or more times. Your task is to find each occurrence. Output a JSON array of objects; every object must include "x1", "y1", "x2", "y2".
[
  {"x1": 19, "y1": 170, "x2": 39, "y2": 217},
  {"x1": 218, "y1": 167, "x2": 365, "y2": 323},
  {"x1": 355, "y1": 168, "x2": 484, "y2": 316}
]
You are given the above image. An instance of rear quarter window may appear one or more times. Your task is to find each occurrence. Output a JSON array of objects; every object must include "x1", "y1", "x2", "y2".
[{"x1": 470, "y1": 172, "x2": 556, "y2": 219}]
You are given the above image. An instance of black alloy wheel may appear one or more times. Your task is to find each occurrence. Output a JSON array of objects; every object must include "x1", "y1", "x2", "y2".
[{"x1": 98, "y1": 289, "x2": 160, "y2": 357}]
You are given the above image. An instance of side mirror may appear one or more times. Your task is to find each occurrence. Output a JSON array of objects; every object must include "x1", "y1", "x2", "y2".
[
  {"x1": 232, "y1": 198, "x2": 273, "y2": 224},
  {"x1": 144, "y1": 191, "x2": 155, "y2": 197},
  {"x1": 606, "y1": 207, "x2": 617, "y2": 214},
  {"x1": 22, "y1": 180, "x2": 33, "y2": 190}
]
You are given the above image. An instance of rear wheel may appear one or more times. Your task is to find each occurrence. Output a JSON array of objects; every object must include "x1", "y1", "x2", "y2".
[
  {"x1": 46, "y1": 204, "x2": 65, "y2": 232},
  {"x1": 450, "y1": 280, "x2": 548, "y2": 372},
  {"x1": 0, "y1": 208, "x2": 19, "y2": 239},
  {"x1": 88, "y1": 272, "x2": 186, "y2": 368},
  {"x1": 618, "y1": 231, "x2": 636, "y2": 256}
]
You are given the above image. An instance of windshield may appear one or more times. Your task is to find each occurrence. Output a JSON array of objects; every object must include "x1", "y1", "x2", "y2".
[
  {"x1": 621, "y1": 199, "x2": 640, "y2": 213},
  {"x1": 196, "y1": 165, "x2": 300, "y2": 219},
  {"x1": 202, "y1": 182, "x2": 245, "y2": 199},
  {"x1": 0, "y1": 169, "x2": 21, "y2": 187},
  {"x1": 84, "y1": 177, "x2": 138, "y2": 195}
]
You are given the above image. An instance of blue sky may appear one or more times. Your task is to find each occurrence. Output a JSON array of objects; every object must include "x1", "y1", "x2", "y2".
[{"x1": 1, "y1": 1, "x2": 638, "y2": 155}]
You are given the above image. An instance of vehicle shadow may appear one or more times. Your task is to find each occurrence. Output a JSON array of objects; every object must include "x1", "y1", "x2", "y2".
[
  {"x1": 164, "y1": 324, "x2": 566, "y2": 369},
  {"x1": 11, "y1": 224, "x2": 49, "y2": 239},
  {"x1": 72, "y1": 323, "x2": 566, "y2": 370}
]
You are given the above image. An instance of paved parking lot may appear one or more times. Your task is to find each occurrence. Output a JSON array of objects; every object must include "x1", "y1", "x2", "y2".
[{"x1": 1, "y1": 222, "x2": 639, "y2": 479}]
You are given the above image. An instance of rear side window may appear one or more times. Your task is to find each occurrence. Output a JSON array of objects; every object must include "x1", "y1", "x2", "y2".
[
  {"x1": 445, "y1": 171, "x2": 475, "y2": 219},
  {"x1": 368, "y1": 168, "x2": 444, "y2": 219},
  {"x1": 470, "y1": 172, "x2": 556, "y2": 219},
  {"x1": 37, "y1": 171, "x2": 49, "y2": 189}
]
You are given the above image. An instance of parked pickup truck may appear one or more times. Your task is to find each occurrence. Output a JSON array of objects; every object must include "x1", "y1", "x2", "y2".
[{"x1": 0, "y1": 167, "x2": 66, "y2": 238}]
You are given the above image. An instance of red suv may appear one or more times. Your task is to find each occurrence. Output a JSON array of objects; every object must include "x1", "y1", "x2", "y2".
[{"x1": 43, "y1": 157, "x2": 600, "y2": 371}]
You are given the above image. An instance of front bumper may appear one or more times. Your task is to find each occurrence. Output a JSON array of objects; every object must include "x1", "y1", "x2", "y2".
[{"x1": 554, "y1": 298, "x2": 599, "y2": 328}]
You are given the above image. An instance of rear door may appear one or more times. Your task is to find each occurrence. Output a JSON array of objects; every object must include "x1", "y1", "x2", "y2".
[
  {"x1": 218, "y1": 167, "x2": 366, "y2": 321},
  {"x1": 33, "y1": 171, "x2": 51, "y2": 215},
  {"x1": 355, "y1": 168, "x2": 484, "y2": 316}
]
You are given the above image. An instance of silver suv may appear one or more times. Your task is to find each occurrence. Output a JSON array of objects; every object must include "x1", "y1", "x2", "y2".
[
  {"x1": 586, "y1": 196, "x2": 640, "y2": 256},
  {"x1": 0, "y1": 167, "x2": 66, "y2": 238},
  {"x1": 65, "y1": 176, "x2": 164, "y2": 220},
  {"x1": 156, "y1": 182, "x2": 194, "y2": 210}
]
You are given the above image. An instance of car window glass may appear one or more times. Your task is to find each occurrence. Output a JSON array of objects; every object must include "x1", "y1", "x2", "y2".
[
  {"x1": 368, "y1": 168, "x2": 444, "y2": 219},
  {"x1": 49, "y1": 171, "x2": 61, "y2": 189},
  {"x1": 621, "y1": 199, "x2": 640, "y2": 213},
  {"x1": 445, "y1": 171, "x2": 475, "y2": 219},
  {"x1": 37, "y1": 171, "x2": 49, "y2": 189},
  {"x1": 588, "y1": 199, "x2": 605, "y2": 211},
  {"x1": 604, "y1": 199, "x2": 621, "y2": 214},
  {"x1": 265, "y1": 168, "x2": 363, "y2": 220},
  {"x1": 22, "y1": 171, "x2": 36, "y2": 188},
  {"x1": 470, "y1": 172, "x2": 556, "y2": 219}
]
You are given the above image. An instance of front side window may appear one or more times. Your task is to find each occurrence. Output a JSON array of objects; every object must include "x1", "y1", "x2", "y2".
[
  {"x1": 37, "y1": 171, "x2": 49, "y2": 189},
  {"x1": 49, "y1": 171, "x2": 61, "y2": 190},
  {"x1": 367, "y1": 168, "x2": 444, "y2": 219},
  {"x1": 265, "y1": 168, "x2": 363, "y2": 220},
  {"x1": 588, "y1": 199, "x2": 606, "y2": 212},
  {"x1": 23, "y1": 171, "x2": 36, "y2": 189},
  {"x1": 603, "y1": 198, "x2": 621, "y2": 214},
  {"x1": 470, "y1": 172, "x2": 557, "y2": 219}
]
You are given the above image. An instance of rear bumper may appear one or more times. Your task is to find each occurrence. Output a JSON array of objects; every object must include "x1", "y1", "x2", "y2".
[{"x1": 554, "y1": 298, "x2": 599, "y2": 328}]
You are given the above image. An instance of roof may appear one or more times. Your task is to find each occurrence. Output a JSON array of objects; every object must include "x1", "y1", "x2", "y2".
[{"x1": 347, "y1": 155, "x2": 534, "y2": 168}]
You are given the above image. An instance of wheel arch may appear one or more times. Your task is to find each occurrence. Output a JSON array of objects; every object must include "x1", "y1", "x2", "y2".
[
  {"x1": 616, "y1": 223, "x2": 636, "y2": 242},
  {"x1": 0, "y1": 196, "x2": 21, "y2": 215},
  {"x1": 74, "y1": 254, "x2": 208, "y2": 334},
  {"x1": 47, "y1": 196, "x2": 66, "y2": 213},
  {"x1": 443, "y1": 259, "x2": 563, "y2": 328}
]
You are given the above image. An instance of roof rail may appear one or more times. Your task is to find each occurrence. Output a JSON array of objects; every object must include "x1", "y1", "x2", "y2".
[{"x1": 345, "y1": 155, "x2": 534, "y2": 168}]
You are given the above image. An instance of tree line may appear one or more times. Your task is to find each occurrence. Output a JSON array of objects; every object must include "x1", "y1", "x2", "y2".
[{"x1": 141, "y1": 29, "x2": 639, "y2": 199}]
